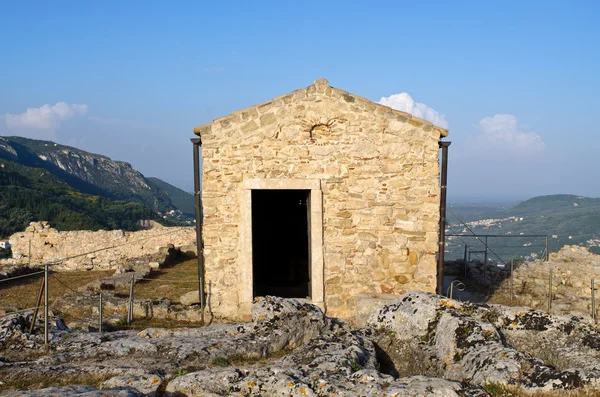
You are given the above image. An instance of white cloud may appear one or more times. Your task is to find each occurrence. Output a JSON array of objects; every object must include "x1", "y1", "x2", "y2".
[
  {"x1": 477, "y1": 114, "x2": 545, "y2": 153},
  {"x1": 378, "y1": 92, "x2": 449, "y2": 129},
  {"x1": 3, "y1": 102, "x2": 88, "y2": 132}
]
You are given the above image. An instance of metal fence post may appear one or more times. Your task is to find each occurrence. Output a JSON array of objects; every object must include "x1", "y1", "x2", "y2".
[
  {"x1": 592, "y1": 279, "x2": 596, "y2": 321},
  {"x1": 510, "y1": 259, "x2": 514, "y2": 303},
  {"x1": 484, "y1": 236, "x2": 488, "y2": 267},
  {"x1": 29, "y1": 278, "x2": 45, "y2": 335},
  {"x1": 548, "y1": 264, "x2": 553, "y2": 312},
  {"x1": 484, "y1": 236, "x2": 489, "y2": 290},
  {"x1": 463, "y1": 245, "x2": 468, "y2": 277},
  {"x1": 99, "y1": 293, "x2": 103, "y2": 333},
  {"x1": 44, "y1": 263, "x2": 49, "y2": 346},
  {"x1": 128, "y1": 274, "x2": 134, "y2": 325}
]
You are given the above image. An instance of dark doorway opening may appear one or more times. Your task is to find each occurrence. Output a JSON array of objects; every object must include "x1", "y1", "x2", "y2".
[{"x1": 252, "y1": 189, "x2": 310, "y2": 298}]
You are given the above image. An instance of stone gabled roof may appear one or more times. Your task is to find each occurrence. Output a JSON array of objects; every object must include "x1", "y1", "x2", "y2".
[{"x1": 193, "y1": 78, "x2": 449, "y2": 138}]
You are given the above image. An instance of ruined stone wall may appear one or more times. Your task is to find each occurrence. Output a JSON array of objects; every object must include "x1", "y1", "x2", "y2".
[
  {"x1": 507, "y1": 246, "x2": 600, "y2": 315},
  {"x1": 462, "y1": 246, "x2": 600, "y2": 316},
  {"x1": 197, "y1": 78, "x2": 446, "y2": 319},
  {"x1": 3, "y1": 221, "x2": 196, "y2": 271}
]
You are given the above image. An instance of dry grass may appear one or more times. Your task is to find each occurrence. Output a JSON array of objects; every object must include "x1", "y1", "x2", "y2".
[
  {"x1": 129, "y1": 258, "x2": 200, "y2": 303},
  {"x1": 487, "y1": 293, "x2": 532, "y2": 308},
  {"x1": 483, "y1": 383, "x2": 600, "y2": 396},
  {"x1": 0, "y1": 269, "x2": 114, "y2": 313},
  {"x1": 106, "y1": 316, "x2": 205, "y2": 331}
]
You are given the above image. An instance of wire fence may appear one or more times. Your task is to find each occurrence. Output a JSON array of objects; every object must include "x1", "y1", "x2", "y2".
[
  {"x1": 448, "y1": 257, "x2": 599, "y2": 320},
  {"x1": 2, "y1": 212, "x2": 598, "y2": 345},
  {"x1": 0, "y1": 229, "x2": 206, "y2": 345},
  {"x1": 443, "y1": 213, "x2": 599, "y2": 320},
  {"x1": 445, "y1": 233, "x2": 600, "y2": 320}
]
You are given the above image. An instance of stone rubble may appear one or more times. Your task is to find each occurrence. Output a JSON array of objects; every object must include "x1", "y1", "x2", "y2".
[
  {"x1": 0, "y1": 312, "x2": 68, "y2": 349},
  {"x1": 1, "y1": 293, "x2": 599, "y2": 396}
]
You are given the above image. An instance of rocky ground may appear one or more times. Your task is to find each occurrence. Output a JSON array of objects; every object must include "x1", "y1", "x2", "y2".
[
  {"x1": 0, "y1": 246, "x2": 206, "y2": 328},
  {"x1": 1, "y1": 293, "x2": 600, "y2": 396}
]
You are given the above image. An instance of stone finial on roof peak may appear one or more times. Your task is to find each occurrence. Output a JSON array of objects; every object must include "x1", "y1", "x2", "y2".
[{"x1": 314, "y1": 78, "x2": 329, "y2": 90}]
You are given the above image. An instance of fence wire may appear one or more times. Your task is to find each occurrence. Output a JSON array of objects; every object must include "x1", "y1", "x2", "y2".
[{"x1": 0, "y1": 228, "x2": 206, "y2": 342}]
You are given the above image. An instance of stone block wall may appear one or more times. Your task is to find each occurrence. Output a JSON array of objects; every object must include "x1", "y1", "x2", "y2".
[
  {"x1": 195, "y1": 78, "x2": 447, "y2": 319},
  {"x1": 3, "y1": 221, "x2": 196, "y2": 271}
]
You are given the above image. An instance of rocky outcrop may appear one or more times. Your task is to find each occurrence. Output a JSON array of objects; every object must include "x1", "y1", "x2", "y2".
[
  {"x1": 476, "y1": 304, "x2": 600, "y2": 375},
  {"x1": 2, "y1": 294, "x2": 600, "y2": 396},
  {"x1": 368, "y1": 291, "x2": 600, "y2": 391},
  {"x1": 1, "y1": 296, "x2": 482, "y2": 396},
  {"x1": 6, "y1": 385, "x2": 144, "y2": 397}
]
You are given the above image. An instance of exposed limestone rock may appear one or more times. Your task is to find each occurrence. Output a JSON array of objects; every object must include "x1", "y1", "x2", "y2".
[
  {"x1": 251, "y1": 295, "x2": 324, "y2": 322},
  {"x1": 5, "y1": 385, "x2": 144, "y2": 396},
  {"x1": 474, "y1": 304, "x2": 600, "y2": 375},
  {"x1": 368, "y1": 291, "x2": 600, "y2": 391},
  {"x1": 354, "y1": 292, "x2": 402, "y2": 327},
  {"x1": 100, "y1": 373, "x2": 164, "y2": 396},
  {"x1": 2, "y1": 295, "x2": 600, "y2": 396},
  {"x1": 180, "y1": 290, "x2": 200, "y2": 306},
  {"x1": 179, "y1": 244, "x2": 198, "y2": 258},
  {"x1": 1, "y1": 296, "x2": 480, "y2": 396}
]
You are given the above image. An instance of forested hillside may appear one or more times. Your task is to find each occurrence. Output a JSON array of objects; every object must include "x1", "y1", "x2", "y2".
[
  {"x1": 147, "y1": 177, "x2": 194, "y2": 216},
  {"x1": 0, "y1": 159, "x2": 162, "y2": 238},
  {"x1": 0, "y1": 136, "x2": 174, "y2": 212},
  {"x1": 446, "y1": 195, "x2": 600, "y2": 261}
]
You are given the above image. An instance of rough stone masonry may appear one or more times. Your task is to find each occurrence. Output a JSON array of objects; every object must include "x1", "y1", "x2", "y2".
[
  {"x1": 2, "y1": 221, "x2": 196, "y2": 271},
  {"x1": 194, "y1": 78, "x2": 449, "y2": 320}
]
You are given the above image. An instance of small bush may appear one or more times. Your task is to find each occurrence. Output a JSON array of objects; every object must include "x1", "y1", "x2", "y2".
[
  {"x1": 210, "y1": 357, "x2": 230, "y2": 367},
  {"x1": 0, "y1": 247, "x2": 12, "y2": 259}
]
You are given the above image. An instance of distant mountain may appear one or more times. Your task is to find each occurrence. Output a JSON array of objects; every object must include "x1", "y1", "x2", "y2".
[
  {"x1": 0, "y1": 136, "x2": 174, "y2": 213},
  {"x1": 446, "y1": 194, "x2": 600, "y2": 261},
  {"x1": 147, "y1": 177, "x2": 195, "y2": 216},
  {"x1": 0, "y1": 136, "x2": 198, "y2": 237},
  {"x1": 0, "y1": 158, "x2": 162, "y2": 238}
]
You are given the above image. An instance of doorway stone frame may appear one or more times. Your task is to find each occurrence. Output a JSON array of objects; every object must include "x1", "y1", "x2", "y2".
[{"x1": 239, "y1": 178, "x2": 324, "y2": 314}]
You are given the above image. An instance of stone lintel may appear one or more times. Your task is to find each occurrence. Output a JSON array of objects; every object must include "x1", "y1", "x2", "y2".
[{"x1": 244, "y1": 178, "x2": 321, "y2": 191}]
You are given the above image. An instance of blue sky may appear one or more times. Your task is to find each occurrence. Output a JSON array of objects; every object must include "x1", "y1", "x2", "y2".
[{"x1": 1, "y1": 1, "x2": 599, "y2": 201}]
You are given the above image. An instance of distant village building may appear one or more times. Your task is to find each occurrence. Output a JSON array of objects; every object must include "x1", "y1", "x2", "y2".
[{"x1": 192, "y1": 78, "x2": 450, "y2": 320}]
